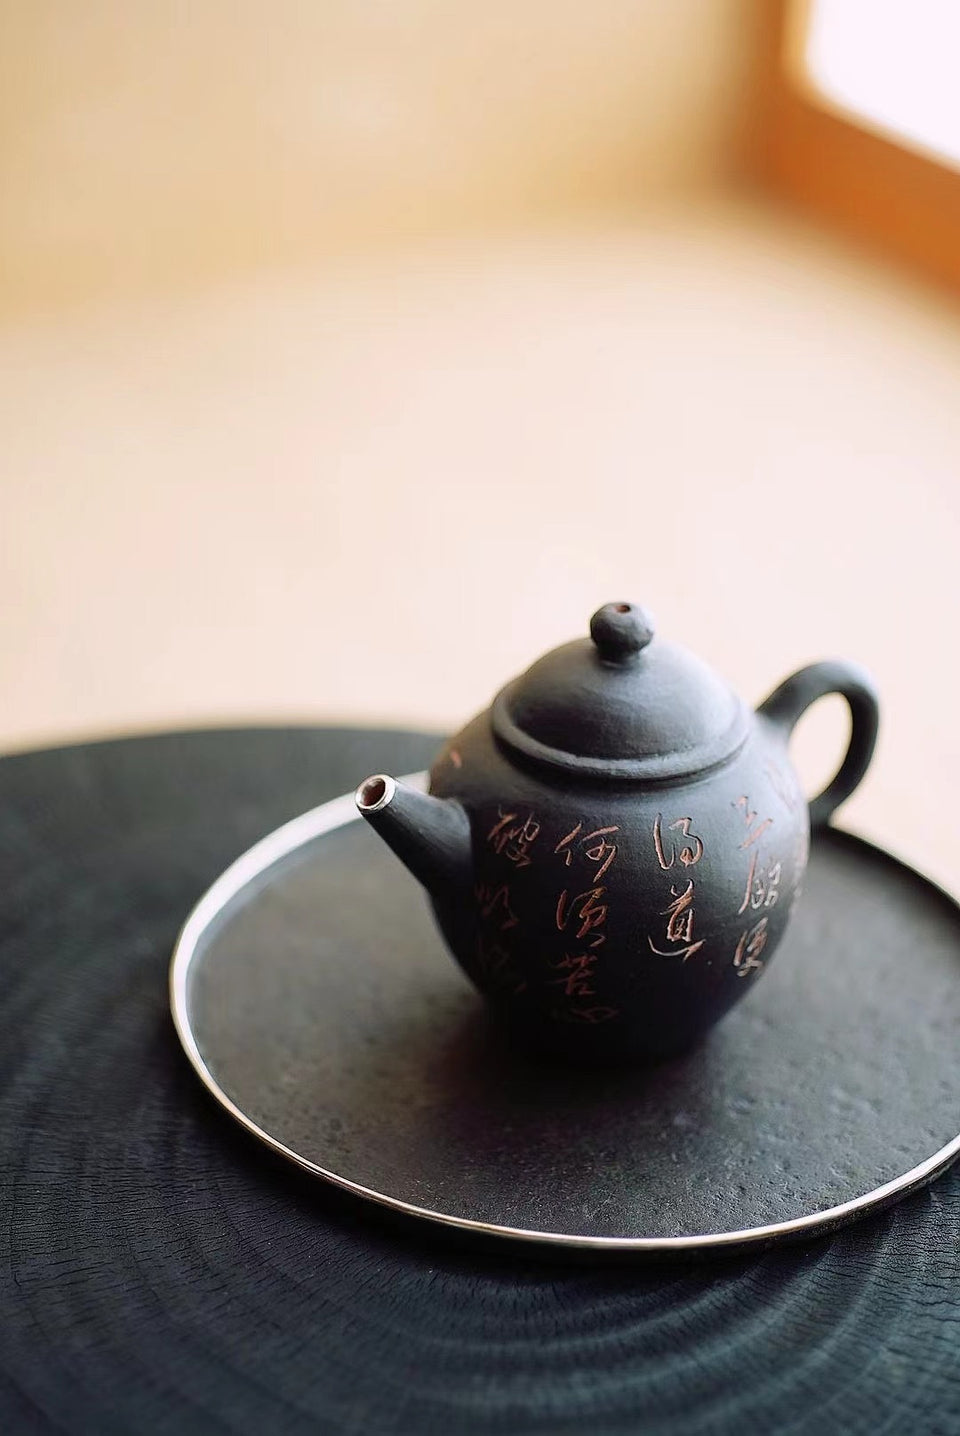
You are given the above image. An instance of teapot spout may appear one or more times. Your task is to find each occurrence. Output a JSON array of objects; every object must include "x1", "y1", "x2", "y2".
[{"x1": 355, "y1": 774, "x2": 472, "y2": 899}]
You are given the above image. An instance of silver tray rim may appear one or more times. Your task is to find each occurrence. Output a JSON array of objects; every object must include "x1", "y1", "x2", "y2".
[{"x1": 169, "y1": 773, "x2": 960, "y2": 1255}]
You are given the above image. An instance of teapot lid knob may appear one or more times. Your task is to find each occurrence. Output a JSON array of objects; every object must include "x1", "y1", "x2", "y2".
[{"x1": 589, "y1": 602, "x2": 655, "y2": 664}]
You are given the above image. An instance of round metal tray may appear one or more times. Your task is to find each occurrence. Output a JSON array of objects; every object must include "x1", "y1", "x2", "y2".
[{"x1": 171, "y1": 775, "x2": 960, "y2": 1254}]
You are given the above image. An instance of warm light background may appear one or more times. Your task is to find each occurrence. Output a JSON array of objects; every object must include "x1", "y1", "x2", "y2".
[
  {"x1": 2, "y1": 1, "x2": 959, "y2": 886},
  {"x1": 0, "y1": 0, "x2": 751, "y2": 314}
]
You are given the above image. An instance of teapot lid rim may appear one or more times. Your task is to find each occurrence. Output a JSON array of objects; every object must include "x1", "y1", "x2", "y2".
[
  {"x1": 491, "y1": 683, "x2": 750, "y2": 783},
  {"x1": 488, "y1": 602, "x2": 751, "y2": 783}
]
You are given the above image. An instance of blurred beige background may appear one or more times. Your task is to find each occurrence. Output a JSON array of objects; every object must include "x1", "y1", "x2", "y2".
[
  {"x1": 0, "y1": 0, "x2": 751, "y2": 314},
  {"x1": 2, "y1": 2, "x2": 960, "y2": 885}
]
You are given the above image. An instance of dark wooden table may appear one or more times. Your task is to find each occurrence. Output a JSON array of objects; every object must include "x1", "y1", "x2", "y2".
[{"x1": 2, "y1": 727, "x2": 959, "y2": 1435}]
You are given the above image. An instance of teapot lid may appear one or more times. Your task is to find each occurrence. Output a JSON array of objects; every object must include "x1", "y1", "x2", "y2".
[{"x1": 491, "y1": 602, "x2": 749, "y2": 782}]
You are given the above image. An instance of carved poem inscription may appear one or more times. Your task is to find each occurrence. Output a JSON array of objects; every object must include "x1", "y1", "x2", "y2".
[
  {"x1": 551, "y1": 821, "x2": 620, "y2": 1024},
  {"x1": 731, "y1": 795, "x2": 776, "y2": 977},
  {"x1": 649, "y1": 814, "x2": 705, "y2": 960}
]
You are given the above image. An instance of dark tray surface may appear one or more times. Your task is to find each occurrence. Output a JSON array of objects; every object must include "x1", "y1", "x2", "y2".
[
  {"x1": 180, "y1": 783, "x2": 960, "y2": 1247},
  {"x1": 4, "y1": 726, "x2": 960, "y2": 1436}
]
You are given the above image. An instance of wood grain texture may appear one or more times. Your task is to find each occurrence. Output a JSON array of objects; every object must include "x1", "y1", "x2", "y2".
[{"x1": 2, "y1": 728, "x2": 960, "y2": 1434}]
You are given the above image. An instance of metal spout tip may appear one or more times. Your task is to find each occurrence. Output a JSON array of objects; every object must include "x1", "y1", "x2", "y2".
[
  {"x1": 353, "y1": 772, "x2": 472, "y2": 896},
  {"x1": 355, "y1": 773, "x2": 397, "y2": 814}
]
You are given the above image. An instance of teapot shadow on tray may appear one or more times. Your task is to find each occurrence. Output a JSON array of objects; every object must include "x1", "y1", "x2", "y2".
[{"x1": 340, "y1": 984, "x2": 733, "y2": 1169}]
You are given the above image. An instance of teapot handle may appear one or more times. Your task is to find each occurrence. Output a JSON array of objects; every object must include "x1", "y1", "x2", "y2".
[{"x1": 757, "y1": 661, "x2": 880, "y2": 828}]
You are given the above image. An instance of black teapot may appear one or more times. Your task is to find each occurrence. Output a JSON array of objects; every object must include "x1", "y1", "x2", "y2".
[{"x1": 356, "y1": 603, "x2": 879, "y2": 1061}]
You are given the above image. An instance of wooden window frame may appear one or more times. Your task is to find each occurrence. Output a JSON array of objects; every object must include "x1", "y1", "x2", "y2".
[{"x1": 752, "y1": 0, "x2": 960, "y2": 295}]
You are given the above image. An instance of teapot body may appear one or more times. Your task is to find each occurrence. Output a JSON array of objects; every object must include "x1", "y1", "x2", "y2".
[
  {"x1": 357, "y1": 602, "x2": 879, "y2": 1063},
  {"x1": 428, "y1": 712, "x2": 808, "y2": 1060}
]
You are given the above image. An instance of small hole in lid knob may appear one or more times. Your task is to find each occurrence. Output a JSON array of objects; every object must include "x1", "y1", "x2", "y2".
[{"x1": 590, "y1": 602, "x2": 655, "y2": 663}]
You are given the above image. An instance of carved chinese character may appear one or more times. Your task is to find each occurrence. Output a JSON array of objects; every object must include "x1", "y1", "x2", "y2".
[
  {"x1": 555, "y1": 821, "x2": 620, "y2": 882},
  {"x1": 737, "y1": 855, "x2": 782, "y2": 916},
  {"x1": 653, "y1": 814, "x2": 704, "y2": 870},
  {"x1": 487, "y1": 809, "x2": 541, "y2": 867},
  {"x1": 558, "y1": 1003, "x2": 619, "y2": 1025},
  {"x1": 556, "y1": 886, "x2": 608, "y2": 940},
  {"x1": 549, "y1": 951, "x2": 598, "y2": 999},
  {"x1": 474, "y1": 882, "x2": 519, "y2": 931},
  {"x1": 663, "y1": 879, "x2": 696, "y2": 944},
  {"x1": 762, "y1": 862, "x2": 781, "y2": 908},
  {"x1": 732, "y1": 796, "x2": 772, "y2": 850},
  {"x1": 475, "y1": 934, "x2": 528, "y2": 995},
  {"x1": 642, "y1": 930, "x2": 703, "y2": 964},
  {"x1": 733, "y1": 916, "x2": 769, "y2": 977}
]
